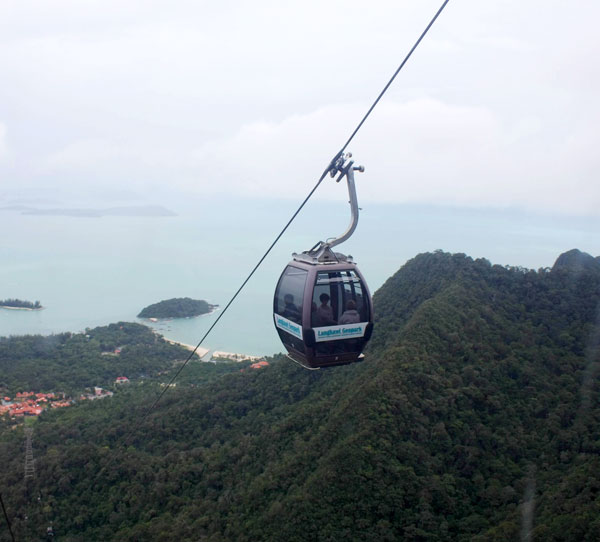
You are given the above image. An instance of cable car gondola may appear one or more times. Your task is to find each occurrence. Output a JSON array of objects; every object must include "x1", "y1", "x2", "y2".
[{"x1": 273, "y1": 154, "x2": 374, "y2": 369}]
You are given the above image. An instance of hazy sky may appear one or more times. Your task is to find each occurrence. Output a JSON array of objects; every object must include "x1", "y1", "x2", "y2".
[{"x1": 0, "y1": 0, "x2": 599, "y2": 216}]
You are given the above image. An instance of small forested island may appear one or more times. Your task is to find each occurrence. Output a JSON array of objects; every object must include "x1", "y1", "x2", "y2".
[
  {"x1": 137, "y1": 297, "x2": 216, "y2": 319},
  {"x1": 0, "y1": 298, "x2": 42, "y2": 310}
]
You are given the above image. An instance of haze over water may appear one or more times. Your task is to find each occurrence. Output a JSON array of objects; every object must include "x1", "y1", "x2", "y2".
[{"x1": 1, "y1": 196, "x2": 599, "y2": 356}]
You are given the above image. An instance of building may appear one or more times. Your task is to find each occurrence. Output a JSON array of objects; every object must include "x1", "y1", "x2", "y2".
[{"x1": 250, "y1": 360, "x2": 270, "y2": 370}]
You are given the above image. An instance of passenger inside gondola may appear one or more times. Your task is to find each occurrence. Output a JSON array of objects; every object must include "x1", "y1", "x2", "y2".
[
  {"x1": 339, "y1": 299, "x2": 360, "y2": 324},
  {"x1": 282, "y1": 293, "x2": 301, "y2": 323},
  {"x1": 315, "y1": 292, "x2": 336, "y2": 326},
  {"x1": 274, "y1": 258, "x2": 372, "y2": 367}
]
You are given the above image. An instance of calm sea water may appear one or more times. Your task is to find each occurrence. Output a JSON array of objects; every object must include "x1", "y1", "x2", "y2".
[{"x1": 2, "y1": 197, "x2": 599, "y2": 356}]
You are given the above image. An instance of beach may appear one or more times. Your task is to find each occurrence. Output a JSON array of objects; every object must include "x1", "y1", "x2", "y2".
[
  {"x1": 161, "y1": 336, "x2": 262, "y2": 363},
  {"x1": 0, "y1": 306, "x2": 43, "y2": 311},
  {"x1": 162, "y1": 337, "x2": 210, "y2": 359}
]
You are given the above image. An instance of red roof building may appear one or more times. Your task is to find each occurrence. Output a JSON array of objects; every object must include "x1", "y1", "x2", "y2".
[
  {"x1": 3, "y1": 391, "x2": 74, "y2": 418},
  {"x1": 249, "y1": 360, "x2": 269, "y2": 369}
]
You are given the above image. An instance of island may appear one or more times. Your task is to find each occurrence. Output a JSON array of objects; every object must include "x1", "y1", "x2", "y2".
[
  {"x1": 137, "y1": 297, "x2": 216, "y2": 319},
  {"x1": 0, "y1": 298, "x2": 43, "y2": 310}
]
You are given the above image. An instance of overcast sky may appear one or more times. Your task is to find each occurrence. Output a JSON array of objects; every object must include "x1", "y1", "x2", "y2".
[{"x1": 0, "y1": 0, "x2": 599, "y2": 216}]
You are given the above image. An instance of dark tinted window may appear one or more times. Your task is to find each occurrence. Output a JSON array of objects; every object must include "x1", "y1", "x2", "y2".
[
  {"x1": 274, "y1": 266, "x2": 307, "y2": 325},
  {"x1": 311, "y1": 269, "x2": 369, "y2": 327}
]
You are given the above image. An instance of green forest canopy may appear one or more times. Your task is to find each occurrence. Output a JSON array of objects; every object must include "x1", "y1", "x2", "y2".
[
  {"x1": 0, "y1": 249, "x2": 599, "y2": 541},
  {"x1": 0, "y1": 322, "x2": 196, "y2": 394}
]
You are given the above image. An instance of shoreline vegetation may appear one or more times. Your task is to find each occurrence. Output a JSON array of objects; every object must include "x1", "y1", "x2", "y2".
[
  {"x1": 138, "y1": 297, "x2": 217, "y2": 319},
  {"x1": 0, "y1": 298, "x2": 43, "y2": 310}
]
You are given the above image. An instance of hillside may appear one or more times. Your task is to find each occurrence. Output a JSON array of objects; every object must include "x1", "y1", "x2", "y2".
[
  {"x1": 0, "y1": 323, "x2": 193, "y2": 394},
  {"x1": 0, "y1": 250, "x2": 599, "y2": 541}
]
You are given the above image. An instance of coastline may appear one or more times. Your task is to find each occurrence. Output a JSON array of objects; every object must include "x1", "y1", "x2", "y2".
[
  {"x1": 162, "y1": 337, "x2": 210, "y2": 359},
  {"x1": 0, "y1": 305, "x2": 44, "y2": 311},
  {"x1": 157, "y1": 333, "x2": 262, "y2": 363}
]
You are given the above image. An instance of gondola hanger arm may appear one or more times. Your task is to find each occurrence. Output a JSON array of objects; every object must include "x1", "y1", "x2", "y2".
[{"x1": 325, "y1": 153, "x2": 365, "y2": 250}]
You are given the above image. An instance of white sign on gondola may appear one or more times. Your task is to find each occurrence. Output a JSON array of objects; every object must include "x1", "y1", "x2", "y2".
[
  {"x1": 314, "y1": 323, "x2": 367, "y2": 342},
  {"x1": 274, "y1": 314, "x2": 303, "y2": 340}
]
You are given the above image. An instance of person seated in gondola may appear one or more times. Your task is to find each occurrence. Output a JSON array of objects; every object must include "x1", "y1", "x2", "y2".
[
  {"x1": 339, "y1": 299, "x2": 360, "y2": 324},
  {"x1": 311, "y1": 301, "x2": 318, "y2": 324},
  {"x1": 282, "y1": 294, "x2": 301, "y2": 323},
  {"x1": 315, "y1": 293, "x2": 336, "y2": 326}
]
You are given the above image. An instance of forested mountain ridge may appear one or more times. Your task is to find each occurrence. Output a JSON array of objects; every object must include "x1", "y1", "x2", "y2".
[
  {"x1": 371, "y1": 250, "x2": 600, "y2": 357},
  {"x1": 552, "y1": 248, "x2": 600, "y2": 274},
  {"x1": 1, "y1": 250, "x2": 599, "y2": 541}
]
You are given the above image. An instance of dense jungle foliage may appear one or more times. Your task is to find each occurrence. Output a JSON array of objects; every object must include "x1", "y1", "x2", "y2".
[
  {"x1": 1, "y1": 249, "x2": 599, "y2": 541},
  {"x1": 0, "y1": 322, "x2": 194, "y2": 394},
  {"x1": 138, "y1": 298, "x2": 214, "y2": 319}
]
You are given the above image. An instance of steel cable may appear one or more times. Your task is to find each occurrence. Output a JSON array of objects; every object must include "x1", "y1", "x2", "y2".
[{"x1": 141, "y1": 0, "x2": 451, "y2": 418}]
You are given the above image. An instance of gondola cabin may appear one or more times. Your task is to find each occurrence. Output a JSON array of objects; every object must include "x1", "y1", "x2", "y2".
[
  {"x1": 273, "y1": 154, "x2": 373, "y2": 368},
  {"x1": 273, "y1": 251, "x2": 373, "y2": 369}
]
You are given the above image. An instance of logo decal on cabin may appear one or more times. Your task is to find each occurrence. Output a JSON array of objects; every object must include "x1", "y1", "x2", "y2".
[
  {"x1": 274, "y1": 314, "x2": 303, "y2": 340},
  {"x1": 315, "y1": 323, "x2": 367, "y2": 342}
]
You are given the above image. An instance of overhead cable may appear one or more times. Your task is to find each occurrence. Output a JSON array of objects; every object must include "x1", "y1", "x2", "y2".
[
  {"x1": 0, "y1": 493, "x2": 16, "y2": 542},
  {"x1": 141, "y1": 0, "x2": 451, "y2": 418}
]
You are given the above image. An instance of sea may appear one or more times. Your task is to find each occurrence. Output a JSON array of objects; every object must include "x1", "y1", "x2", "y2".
[{"x1": 2, "y1": 196, "x2": 599, "y2": 357}]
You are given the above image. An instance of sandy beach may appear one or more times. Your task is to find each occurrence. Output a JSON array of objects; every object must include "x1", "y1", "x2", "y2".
[
  {"x1": 163, "y1": 337, "x2": 210, "y2": 358},
  {"x1": 159, "y1": 334, "x2": 260, "y2": 363},
  {"x1": 212, "y1": 350, "x2": 263, "y2": 362},
  {"x1": 0, "y1": 305, "x2": 43, "y2": 311}
]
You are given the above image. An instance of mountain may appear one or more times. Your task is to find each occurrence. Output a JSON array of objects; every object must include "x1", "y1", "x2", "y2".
[
  {"x1": 552, "y1": 248, "x2": 600, "y2": 274},
  {"x1": 0, "y1": 250, "x2": 599, "y2": 541}
]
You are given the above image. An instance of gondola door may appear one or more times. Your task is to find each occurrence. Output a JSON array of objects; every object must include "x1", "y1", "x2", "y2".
[
  {"x1": 273, "y1": 264, "x2": 309, "y2": 361},
  {"x1": 308, "y1": 265, "x2": 373, "y2": 367}
]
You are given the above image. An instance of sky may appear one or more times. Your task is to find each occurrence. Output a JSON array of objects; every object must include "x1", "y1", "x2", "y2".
[{"x1": 0, "y1": 0, "x2": 599, "y2": 262}]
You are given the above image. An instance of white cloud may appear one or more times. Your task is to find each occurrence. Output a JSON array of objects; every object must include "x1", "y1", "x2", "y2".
[
  {"x1": 0, "y1": 0, "x2": 599, "y2": 215},
  {"x1": 34, "y1": 94, "x2": 600, "y2": 217},
  {"x1": 46, "y1": 139, "x2": 123, "y2": 170},
  {"x1": 175, "y1": 98, "x2": 600, "y2": 215}
]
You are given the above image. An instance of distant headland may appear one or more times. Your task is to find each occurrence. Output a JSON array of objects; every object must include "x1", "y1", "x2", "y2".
[
  {"x1": 138, "y1": 298, "x2": 217, "y2": 319},
  {"x1": 0, "y1": 204, "x2": 176, "y2": 218},
  {"x1": 0, "y1": 299, "x2": 43, "y2": 310}
]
